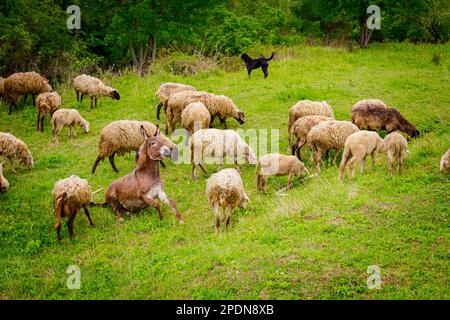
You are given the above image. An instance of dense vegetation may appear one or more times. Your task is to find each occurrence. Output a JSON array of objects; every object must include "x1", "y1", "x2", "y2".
[
  {"x1": 1, "y1": 0, "x2": 449, "y2": 79},
  {"x1": 0, "y1": 43, "x2": 448, "y2": 299}
]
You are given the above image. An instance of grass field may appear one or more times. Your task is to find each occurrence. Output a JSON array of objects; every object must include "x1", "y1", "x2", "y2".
[{"x1": 0, "y1": 43, "x2": 449, "y2": 299}]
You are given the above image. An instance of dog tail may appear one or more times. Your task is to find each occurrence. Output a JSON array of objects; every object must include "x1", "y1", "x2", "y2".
[{"x1": 266, "y1": 52, "x2": 274, "y2": 61}]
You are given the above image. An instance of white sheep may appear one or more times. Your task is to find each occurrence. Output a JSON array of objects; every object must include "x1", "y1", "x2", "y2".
[
  {"x1": 189, "y1": 128, "x2": 257, "y2": 180},
  {"x1": 72, "y1": 74, "x2": 120, "y2": 108},
  {"x1": 384, "y1": 132, "x2": 408, "y2": 176},
  {"x1": 155, "y1": 82, "x2": 196, "y2": 120},
  {"x1": 339, "y1": 131, "x2": 385, "y2": 181},
  {"x1": 36, "y1": 91, "x2": 62, "y2": 131},
  {"x1": 0, "y1": 132, "x2": 34, "y2": 172},
  {"x1": 0, "y1": 161, "x2": 9, "y2": 194},
  {"x1": 440, "y1": 148, "x2": 450, "y2": 173},
  {"x1": 52, "y1": 175, "x2": 95, "y2": 240},
  {"x1": 307, "y1": 120, "x2": 359, "y2": 173},
  {"x1": 51, "y1": 109, "x2": 90, "y2": 143},
  {"x1": 91, "y1": 120, "x2": 176, "y2": 174},
  {"x1": 181, "y1": 102, "x2": 211, "y2": 134},
  {"x1": 288, "y1": 100, "x2": 334, "y2": 147},
  {"x1": 256, "y1": 154, "x2": 308, "y2": 191},
  {"x1": 205, "y1": 168, "x2": 250, "y2": 233}
]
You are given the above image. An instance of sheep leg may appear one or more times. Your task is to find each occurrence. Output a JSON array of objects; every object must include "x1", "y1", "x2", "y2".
[
  {"x1": 73, "y1": 126, "x2": 77, "y2": 138},
  {"x1": 67, "y1": 126, "x2": 71, "y2": 138},
  {"x1": 213, "y1": 203, "x2": 221, "y2": 234},
  {"x1": 225, "y1": 206, "x2": 232, "y2": 229},
  {"x1": 109, "y1": 153, "x2": 119, "y2": 173},
  {"x1": 83, "y1": 206, "x2": 95, "y2": 226},
  {"x1": 95, "y1": 97, "x2": 98, "y2": 108},
  {"x1": 348, "y1": 157, "x2": 358, "y2": 181},
  {"x1": 40, "y1": 114, "x2": 45, "y2": 132},
  {"x1": 314, "y1": 148, "x2": 323, "y2": 173},
  {"x1": 220, "y1": 118, "x2": 227, "y2": 129},
  {"x1": 156, "y1": 102, "x2": 163, "y2": 120},
  {"x1": 91, "y1": 156, "x2": 104, "y2": 174},
  {"x1": 287, "y1": 173, "x2": 293, "y2": 189},
  {"x1": 67, "y1": 216, "x2": 75, "y2": 240},
  {"x1": 210, "y1": 115, "x2": 216, "y2": 127},
  {"x1": 80, "y1": 94, "x2": 84, "y2": 102},
  {"x1": 55, "y1": 217, "x2": 62, "y2": 241},
  {"x1": 52, "y1": 125, "x2": 62, "y2": 144},
  {"x1": 360, "y1": 157, "x2": 366, "y2": 173},
  {"x1": 90, "y1": 96, "x2": 94, "y2": 109},
  {"x1": 192, "y1": 164, "x2": 197, "y2": 180},
  {"x1": 332, "y1": 149, "x2": 339, "y2": 165},
  {"x1": 371, "y1": 152, "x2": 377, "y2": 170},
  {"x1": 32, "y1": 94, "x2": 36, "y2": 106},
  {"x1": 199, "y1": 163, "x2": 208, "y2": 173},
  {"x1": 76, "y1": 91, "x2": 79, "y2": 102},
  {"x1": 8, "y1": 158, "x2": 16, "y2": 174},
  {"x1": 398, "y1": 158, "x2": 404, "y2": 175},
  {"x1": 36, "y1": 111, "x2": 41, "y2": 131}
]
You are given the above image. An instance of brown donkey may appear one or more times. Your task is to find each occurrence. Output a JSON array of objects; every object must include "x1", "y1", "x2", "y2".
[{"x1": 105, "y1": 125, "x2": 184, "y2": 223}]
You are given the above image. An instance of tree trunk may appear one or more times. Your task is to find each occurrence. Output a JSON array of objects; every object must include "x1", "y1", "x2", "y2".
[{"x1": 151, "y1": 35, "x2": 156, "y2": 63}]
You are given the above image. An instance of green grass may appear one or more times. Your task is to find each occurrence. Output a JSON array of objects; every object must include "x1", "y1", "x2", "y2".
[{"x1": 0, "y1": 43, "x2": 449, "y2": 299}]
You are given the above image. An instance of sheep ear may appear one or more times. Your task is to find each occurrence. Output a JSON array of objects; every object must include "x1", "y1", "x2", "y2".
[
  {"x1": 140, "y1": 125, "x2": 149, "y2": 140},
  {"x1": 154, "y1": 125, "x2": 161, "y2": 137}
]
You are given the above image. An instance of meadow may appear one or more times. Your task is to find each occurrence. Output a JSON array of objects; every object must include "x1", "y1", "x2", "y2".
[{"x1": 0, "y1": 43, "x2": 449, "y2": 299}]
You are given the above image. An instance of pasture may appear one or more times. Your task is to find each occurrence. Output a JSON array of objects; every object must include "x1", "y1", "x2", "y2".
[{"x1": 0, "y1": 43, "x2": 449, "y2": 299}]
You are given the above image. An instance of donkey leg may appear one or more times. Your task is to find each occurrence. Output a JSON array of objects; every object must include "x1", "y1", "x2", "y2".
[{"x1": 158, "y1": 191, "x2": 184, "y2": 223}]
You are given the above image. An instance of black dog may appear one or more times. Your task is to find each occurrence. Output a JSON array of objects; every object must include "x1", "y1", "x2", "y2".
[{"x1": 241, "y1": 52, "x2": 274, "y2": 78}]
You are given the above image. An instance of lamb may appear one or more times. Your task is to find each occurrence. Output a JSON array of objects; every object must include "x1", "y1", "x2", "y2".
[
  {"x1": 51, "y1": 109, "x2": 90, "y2": 144},
  {"x1": 36, "y1": 91, "x2": 62, "y2": 131},
  {"x1": 166, "y1": 90, "x2": 245, "y2": 134},
  {"x1": 290, "y1": 115, "x2": 334, "y2": 160},
  {"x1": 440, "y1": 148, "x2": 450, "y2": 173},
  {"x1": 306, "y1": 120, "x2": 359, "y2": 172},
  {"x1": 0, "y1": 161, "x2": 9, "y2": 194},
  {"x1": 72, "y1": 74, "x2": 120, "y2": 108},
  {"x1": 339, "y1": 131, "x2": 385, "y2": 181},
  {"x1": 52, "y1": 175, "x2": 95, "y2": 240},
  {"x1": 181, "y1": 102, "x2": 211, "y2": 134},
  {"x1": 3, "y1": 71, "x2": 52, "y2": 114},
  {"x1": 205, "y1": 168, "x2": 250, "y2": 233},
  {"x1": 0, "y1": 132, "x2": 34, "y2": 172},
  {"x1": 351, "y1": 99, "x2": 419, "y2": 138},
  {"x1": 288, "y1": 100, "x2": 334, "y2": 149},
  {"x1": 155, "y1": 82, "x2": 196, "y2": 120},
  {"x1": 189, "y1": 128, "x2": 257, "y2": 180},
  {"x1": 0, "y1": 77, "x2": 5, "y2": 106},
  {"x1": 91, "y1": 120, "x2": 177, "y2": 174},
  {"x1": 256, "y1": 154, "x2": 308, "y2": 191},
  {"x1": 383, "y1": 132, "x2": 408, "y2": 176}
]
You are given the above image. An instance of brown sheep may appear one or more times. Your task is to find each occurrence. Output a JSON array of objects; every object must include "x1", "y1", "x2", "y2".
[
  {"x1": 36, "y1": 91, "x2": 62, "y2": 131},
  {"x1": 350, "y1": 99, "x2": 419, "y2": 138}
]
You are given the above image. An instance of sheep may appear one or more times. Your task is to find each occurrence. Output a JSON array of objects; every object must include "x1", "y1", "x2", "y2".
[
  {"x1": 0, "y1": 161, "x2": 9, "y2": 194},
  {"x1": 205, "y1": 168, "x2": 250, "y2": 233},
  {"x1": 339, "y1": 131, "x2": 385, "y2": 181},
  {"x1": 383, "y1": 132, "x2": 408, "y2": 176},
  {"x1": 72, "y1": 74, "x2": 120, "y2": 108},
  {"x1": 166, "y1": 90, "x2": 245, "y2": 134},
  {"x1": 155, "y1": 82, "x2": 196, "y2": 120},
  {"x1": 189, "y1": 128, "x2": 257, "y2": 180},
  {"x1": 3, "y1": 71, "x2": 52, "y2": 114},
  {"x1": 288, "y1": 100, "x2": 334, "y2": 149},
  {"x1": 256, "y1": 154, "x2": 308, "y2": 191},
  {"x1": 440, "y1": 148, "x2": 450, "y2": 173},
  {"x1": 52, "y1": 175, "x2": 95, "y2": 240},
  {"x1": 289, "y1": 115, "x2": 334, "y2": 160},
  {"x1": 36, "y1": 91, "x2": 62, "y2": 132},
  {"x1": 0, "y1": 132, "x2": 34, "y2": 172},
  {"x1": 351, "y1": 99, "x2": 419, "y2": 138},
  {"x1": 181, "y1": 102, "x2": 211, "y2": 134},
  {"x1": 91, "y1": 120, "x2": 177, "y2": 174},
  {"x1": 51, "y1": 109, "x2": 90, "y2": 144},
  {"x1": 0, "y1": 77, "x2": 5, "y2": 106},
  {"x1": 307, "y1": 120, "x2": 359, "y2": 173}
]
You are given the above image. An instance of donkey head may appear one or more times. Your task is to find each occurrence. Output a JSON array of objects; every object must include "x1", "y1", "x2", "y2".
[{"x1": 140, "y1": 125, "x2": 171, "y2": 161}]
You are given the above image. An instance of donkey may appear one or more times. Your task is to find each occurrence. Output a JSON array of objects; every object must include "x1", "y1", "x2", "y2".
[{"x1": 104, "y1": 125, "x2": 184, "y2": 223}]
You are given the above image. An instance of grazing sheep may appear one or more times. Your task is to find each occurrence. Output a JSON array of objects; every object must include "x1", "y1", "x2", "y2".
[
  {"x1": 0, "y1": 132, "x2": 34, "y2": 172},
  {"x1": 440, "y1": 148, "x2": 450, "y2": 173},
  {"x1": 155, "y1": 82, "x2": 196, "y2": 120},
  {"x1": 72, "y1": 74, "x2": 120, "y2": 108},
  {"x1": 52, "y1": 175, "x2": 95, "y2": 240},
  {"x1": 4, "y1": 71, "x2": 52, "y2": 114},
  {"x1": 290, "y1": 115, "x2": 334, "y2": 160},
  {"x1": 36, "y1": 91, "x2": 62, "y2": 131},
  {"x1": 166, "y1": 91, "x2": 245, "y2": 134},
  {"x1": 256, "y1": 154, "x2": 308, "y2": 191},
  {"x1": 0, "y1": 77, "x2": 5, "y2": 106},
  {"x1": 104, "y1": 125, "x2": 184, "y2": 223},
  {"x1": 0, "y1": 161, "x2": 9, "y2": 194},
  {"x1": 383, "y1": 132, "x2": 408, "y2": 176},
  {"x1": 206, "y1": 168, "x2": 249, "y2": 233},
  {"x1": 189, "y1": 128, "x2": 257, "y2": 180},
  {"x1": 351, "y1": 99, "x2": 419, "y2": 138},
  {"x1": 288, "y1": 100, "x2": 334, "y2": 148},
  {"x1": 181, "y1": 102, "x2": 211, "y2": 134},
  {"x1": 339, "y1": 131, "x2": 385, "y2": 181},
  {"x1": 307, "y1": 120, "x2": 359, "y2": 172},
  {"x1": 91, "y1": 120, "x2": 176, "y2": 174},
  {"x1": 51, "y1": 109, "x2": 90, "y2": 143}
]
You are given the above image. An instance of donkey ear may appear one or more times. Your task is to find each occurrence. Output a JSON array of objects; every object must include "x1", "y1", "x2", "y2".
[
  {"x1": 140, "y1": 125, "x2": 149, "y2": 140},
  {"x1": 154, "y1": 124, "x2": 161, "y2": 137}
]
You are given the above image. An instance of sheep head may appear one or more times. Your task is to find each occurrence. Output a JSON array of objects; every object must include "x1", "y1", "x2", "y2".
[
  {"x1": 110, "y1": 90, "x2": 120, "y2": 100},
  {"x1": 235, "y1": 110, "x2": 245, "y2": 125},
  {"x1": 82, "y1": 119, "x2": 90, "y2": 133}
]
